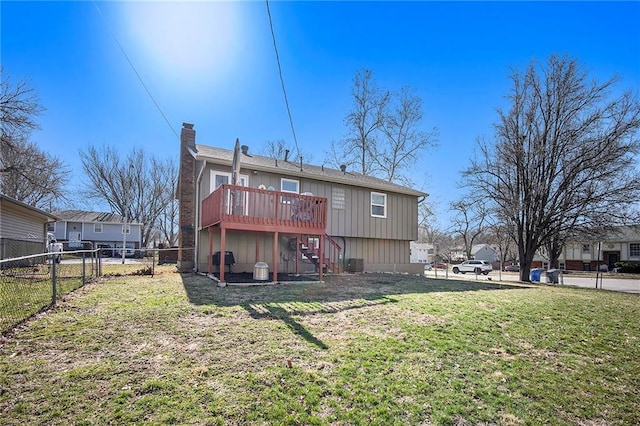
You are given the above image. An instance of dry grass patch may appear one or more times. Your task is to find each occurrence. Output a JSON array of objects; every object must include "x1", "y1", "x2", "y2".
[{"x1": 1, "y1": 272, "x2": 638, "y2": 425}]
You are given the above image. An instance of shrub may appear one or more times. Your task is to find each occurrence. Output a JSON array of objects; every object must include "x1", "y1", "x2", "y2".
[{"x1": 613, "y1": 261, "x2": 640, "y2": 273}]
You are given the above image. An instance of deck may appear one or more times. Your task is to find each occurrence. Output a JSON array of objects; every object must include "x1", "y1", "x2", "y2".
[
  {"x1": 201, "y1": 184, "x2": 327, "y2": 233},
  {"x1": 200, "y1": 185, "x2": 339, "y2": 283}
]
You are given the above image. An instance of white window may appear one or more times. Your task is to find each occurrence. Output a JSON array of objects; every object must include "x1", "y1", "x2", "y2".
[
  {"x1": 582, "y1": 244, "x2": 591, "y2": 253},
  {"x1": 122, "y1": 224, "x2": 130, "y2": 234},
  {"x1": 210, "y1": 171, "x2": 249, "y2": 214},
  {"x1": 280, "y1": 178, "x2": 299, "y2": 203},
  {"x1": 210, "y1": 171, "x2": 248, "y2": 192},
  {"x1": 371, "y1": 192, "x2": 387, "y2": 218},
  {"x1": 46, "y1": 222, "x2": 55, "y2": 232},
  {"x1": 94, "y1": 223, "x2": 102, "y2": 233},
  {"x1": 211, "y1": 172, "x2": 230, "y2": 193},
  {"x1": 281, "y1": 178, "x2": 299, "y2": 194},
  {"x1": 630, "y1": 243, "x2": 640, "y2": 257}
]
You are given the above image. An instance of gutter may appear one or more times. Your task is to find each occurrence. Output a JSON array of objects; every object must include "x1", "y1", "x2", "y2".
[{"x1": 193, "y1": 160, "x2": 207, "y2": 273}]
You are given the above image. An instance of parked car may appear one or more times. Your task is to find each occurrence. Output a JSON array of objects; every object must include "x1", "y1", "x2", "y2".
[
  {"x1": 46, "y1": 232, "x2": 63, "y2": 264},
  {"x1": 434, "y1": 262, "x2": 448, "y2": 269},
  {"x1": 504, "y1": 264, "x2": 520, "y2": 272},
  {"x1": 423, "y1": 263, "x2": 433, "y2": 271},
  {"x1": 453, "y1": 260, "x2": 493, "y2": 275}
]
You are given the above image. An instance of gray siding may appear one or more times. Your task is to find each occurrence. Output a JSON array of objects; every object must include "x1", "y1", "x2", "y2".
[
  {"x1": 202, "y1": 164, "x2": 419, "y2": 241},
  {"x1": 51, "y1": 220, "x2": 142, "y2": 246}
]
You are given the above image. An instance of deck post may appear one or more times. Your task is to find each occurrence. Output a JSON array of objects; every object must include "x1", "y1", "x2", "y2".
[
  {"x1": 220, "y1": 228, "x2": 226, "y2": 283},
  {"x1": 208, "y1": 227, "x2": 213, "y2": 275},
  {"x1": 295, "y1": 234, "x2": 300, "y2": 274},
  {"x1": 273, "y1": 231, "x2": 279, "y2": 282},
  {"x1": 319, "y1": 234, "x2": 324, "y2": 281}
]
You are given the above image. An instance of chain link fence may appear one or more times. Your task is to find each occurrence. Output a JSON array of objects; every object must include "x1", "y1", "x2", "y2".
[
  {"x1": 1, "y1": 248, "x2": 101, "y2": 334},
  {"x1": 3, "y1": 246, "x2": 211, "y2": 334}
]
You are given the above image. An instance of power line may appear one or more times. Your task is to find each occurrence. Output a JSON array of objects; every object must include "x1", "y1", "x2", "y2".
[
  {"x1": 92, "y1": 2, "x2": 179, "y2": 140},
  {"x1": 265, "y1": 0, "x2": 301, "y2": 160}
]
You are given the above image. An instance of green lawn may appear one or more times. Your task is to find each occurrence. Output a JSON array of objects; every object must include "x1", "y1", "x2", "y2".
[{"x1": 1, "y1": 272, "x2": 638, "y2": 425}]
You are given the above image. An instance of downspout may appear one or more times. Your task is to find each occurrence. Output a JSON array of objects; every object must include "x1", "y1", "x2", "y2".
[{"x1": 193, "y1": 160, "x2": 207, "y2": 273}]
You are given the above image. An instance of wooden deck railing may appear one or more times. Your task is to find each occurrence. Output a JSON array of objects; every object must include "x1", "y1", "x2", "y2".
[{"x1": 201, "y1": 184, "x2": 327, "y2": 231}]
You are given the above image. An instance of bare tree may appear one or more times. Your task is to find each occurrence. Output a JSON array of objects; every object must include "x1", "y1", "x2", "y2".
[
  {"x1": 375, "y1": 87, "x2": 437, "y2": 185},
  {"x1": 486, "y1": 219, "x2": 518, "y2": 267},
  {"x1": 79, "y1": 144, "x2": 177, "y2": 247},
  {"x1": 0, "y1": 67, "x2": 43, "y2": 144},
  {"x1": 464, "y1": 55, "x2": 640, "y2": 281},
  {"x1": 341, "y1": 68, "x2": 390, "y2": 175},
  {"x1": 1, "y1": 137, "x2": 69, "y2": 209},
  {"x1": 329, "y1": 69, "x2": 436, "y2": 184},
  {"x1": 450, "y1": 198, "x2": 490, "y2": 259},
  {"x1": 155, "y1": 196, "x2": 179, "y2": 247},
  {"x1": 262, "y1": 139, "x2": 313, "y2": 163},
  {"x1": 1, "y1": 69, "x2": 68, "y2": 209}
]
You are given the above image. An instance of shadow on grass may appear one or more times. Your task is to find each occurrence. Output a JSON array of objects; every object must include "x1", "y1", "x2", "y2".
[{"x1": 180, "y1": 273, "x2": 531, "y2": 350}]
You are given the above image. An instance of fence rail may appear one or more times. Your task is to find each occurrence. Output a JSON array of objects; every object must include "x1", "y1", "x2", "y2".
[
  {"x1": 1, "y1": 249, "x2": 100, "y2": 334},
  {"x1": 0, "y1": 246, "x2": 193, "y2": 334}
]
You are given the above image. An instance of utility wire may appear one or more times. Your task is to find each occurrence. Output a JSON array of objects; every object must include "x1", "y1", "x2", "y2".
[
  {"x1": 92, "y1": 2, "x2": 179, "y2": 140},
  {"x1": 265, "y1": 0, "x2": 301, "y2": 160}
]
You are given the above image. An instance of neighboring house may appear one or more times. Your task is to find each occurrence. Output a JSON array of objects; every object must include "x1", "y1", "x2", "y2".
[
  {"x1": 50, "y1": 210, "x2": 142, "y2": 252},
  {"x1": 559, "y1": 226, "x2": 640, "y2": 271},
  {"x1": 176, "y1": 123, "x2": 426, "y2": 281},
  {"x1": 470, "y1": 244, "x2": 500, "y2": 263},
  {"x1": 0, "y1": 194, "x2": 58, "y2": 259},
  {"x1": 410, "y1": 242, "x2": 436, "y2": 264},
  {"x1": 449, "y1": 247, "x2": 467, "y2": 262}
]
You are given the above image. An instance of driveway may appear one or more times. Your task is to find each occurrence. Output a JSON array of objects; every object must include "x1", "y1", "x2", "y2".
[{"x1": 424, "y1": 269, "x2": 640, "y2": 294}]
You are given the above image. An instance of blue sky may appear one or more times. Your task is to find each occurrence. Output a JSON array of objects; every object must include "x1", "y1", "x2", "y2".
[{"x1": 2, "y1": 1, "x2": 639, "y2": 226}]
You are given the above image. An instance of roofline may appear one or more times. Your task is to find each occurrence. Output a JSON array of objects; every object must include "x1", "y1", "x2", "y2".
[
  {"x1": 0, "y1": 194, "x2": 59, "y2": 221},
  {"x1": 194, "y1": 148, "x2": 427, "y2": 198}
]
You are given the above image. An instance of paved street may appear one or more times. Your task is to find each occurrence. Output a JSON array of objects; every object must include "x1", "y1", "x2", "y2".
[{"x1": 424, "y1": 269, "x2": 640, "y2": 294}]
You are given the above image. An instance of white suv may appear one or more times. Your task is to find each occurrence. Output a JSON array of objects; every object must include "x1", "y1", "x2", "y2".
[{"x1": 453, "y1": 260, "x2": 493, "y2": 275}]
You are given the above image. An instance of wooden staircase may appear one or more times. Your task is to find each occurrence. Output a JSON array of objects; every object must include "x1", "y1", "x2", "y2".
[{"x1": 296, "y1": 234, "x2": 342, "y2": 274}]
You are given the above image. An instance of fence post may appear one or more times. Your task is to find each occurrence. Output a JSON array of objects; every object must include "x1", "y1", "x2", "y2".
[
  {"x1": 152, "y1": 249, "x2": 156, "y2": 276},
  {"x1": 82, "y1": 252, "x2": 86, "y2": 285},
  {"x1": 52, "y1": 258, "x2": 57, "y2": 307}
]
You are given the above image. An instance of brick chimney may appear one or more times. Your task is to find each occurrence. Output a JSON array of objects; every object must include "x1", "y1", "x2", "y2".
[{"x1": 177, "y1": 122, "x2": 196, "y2": 271}]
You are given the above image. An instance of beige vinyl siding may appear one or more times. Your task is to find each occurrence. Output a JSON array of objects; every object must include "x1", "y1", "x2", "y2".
[
  {"x1": 196, "y1": 231, "x2": 419, "y2": 274},
  {"x1": 326, "y1": 185, "x2": 418, "y2": 241},
  {"x1": 342, "y1": 237, "x2": 409, "y2": 264},
  {"x1": 196, "y1": 230, "x2": 318, "y2": 274},
  {"x1": 0, "y1": 203, "x2": 47, "y2": 242}
]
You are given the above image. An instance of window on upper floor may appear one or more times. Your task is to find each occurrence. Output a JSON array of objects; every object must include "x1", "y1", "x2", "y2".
[
  {"x1": 582, "y1": 244, "x2": 591, "y2": 253},
  {"x1": 46, "y1": 222, "x2": 55, "y2": 232},
  {"x1": 371, "y1": 192, "x2": 387, "y2": 218},
  {"x1": 122, "y1": 224, "x2": 130, "y2": 234},
  {"x1": 630, "y1": 243, "x2": 640, "y2": 257},
  {"x1": 280, "y1": 178, "x2": 299, "y2": 204},
  {"x1": 281, "y1": 178, "x2": 299, "y2": 194},
  {"x1": 94, "y1": 223, "x2": 102, "y2": 233}
]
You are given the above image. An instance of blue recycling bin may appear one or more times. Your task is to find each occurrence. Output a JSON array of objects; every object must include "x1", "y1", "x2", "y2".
[{"x1": 530, "y1": 268, "x2": 542, "y2": 282}]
